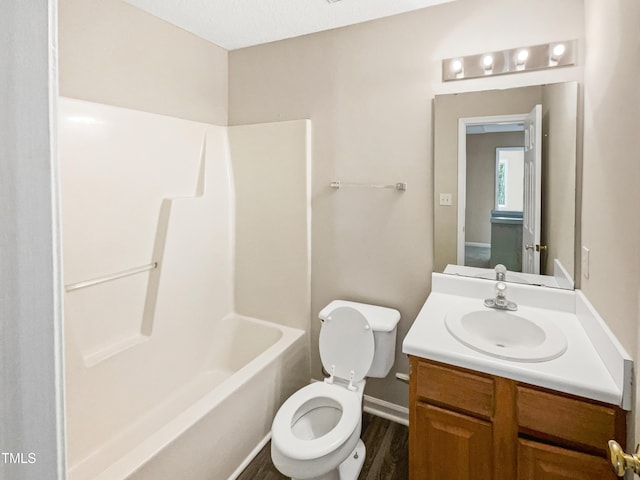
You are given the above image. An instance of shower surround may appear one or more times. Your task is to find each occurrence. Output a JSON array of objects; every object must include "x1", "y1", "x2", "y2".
[{"x1": 59, "y1": 98, "x2": 310, "y2": 479}]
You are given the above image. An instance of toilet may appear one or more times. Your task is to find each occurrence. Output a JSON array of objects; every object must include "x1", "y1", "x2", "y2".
[{"x1": 271, "y1": 300, "x2": 400, "y2": 480}]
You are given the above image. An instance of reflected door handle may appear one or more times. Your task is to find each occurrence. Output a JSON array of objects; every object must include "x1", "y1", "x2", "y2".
[
  {"x1": 525, "y1": 244, "x2": 548, "y2": 252},
  {"x1": 608, "y1": 440, "x2": 640, "y2": 476}
]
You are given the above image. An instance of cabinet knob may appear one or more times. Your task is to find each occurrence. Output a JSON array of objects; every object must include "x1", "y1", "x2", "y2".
[{"x1": 608, "y1": 440, "x2": 640, "y2": 476}]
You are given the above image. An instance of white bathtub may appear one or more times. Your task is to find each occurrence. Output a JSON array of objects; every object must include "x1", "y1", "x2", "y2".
[{"x1": 68, "y1": 315, "x2": 308, "y2": 480}]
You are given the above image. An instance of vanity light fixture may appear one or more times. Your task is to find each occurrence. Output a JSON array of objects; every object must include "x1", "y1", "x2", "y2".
[{"x1": 442, "y1": 40, "x2": 577, "y2": 81}]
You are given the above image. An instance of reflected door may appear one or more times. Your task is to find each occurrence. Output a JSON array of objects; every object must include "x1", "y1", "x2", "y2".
[{"x1": 522, "y1": 104, "x2": 542, "y2": 274}]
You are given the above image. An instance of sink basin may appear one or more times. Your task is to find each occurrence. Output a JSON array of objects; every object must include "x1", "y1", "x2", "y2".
[{"x1": 445, "y1": 308, "x2": 567, "y2": 362}]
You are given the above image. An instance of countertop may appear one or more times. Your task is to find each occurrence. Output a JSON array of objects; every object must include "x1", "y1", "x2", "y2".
[{"x1": 402, "y1": 273, "x2": 632, "y2": 408}]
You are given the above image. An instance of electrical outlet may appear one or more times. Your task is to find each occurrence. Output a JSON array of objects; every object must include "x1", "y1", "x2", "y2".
[
  {"x1": 439, "y1": 193, "x2": 453, "y2": 206},
  {"x1": 582, "y1": 246, "x2": 590, "y2": 279}
]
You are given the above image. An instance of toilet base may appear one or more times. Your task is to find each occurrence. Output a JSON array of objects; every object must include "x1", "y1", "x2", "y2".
[
  {"x1": 338, "y1": 439, "x2": 366, "y2": 479},
  {"x1": 292, "y1": 439, "x2": 366, "y2": 480}
]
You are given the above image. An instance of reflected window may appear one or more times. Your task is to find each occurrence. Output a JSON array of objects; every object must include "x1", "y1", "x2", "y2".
[{"x1": 495, "y1": 147, "x2": 524, "y2": 212}]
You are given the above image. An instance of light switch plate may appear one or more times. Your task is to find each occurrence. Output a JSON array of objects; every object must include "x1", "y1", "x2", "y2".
[{"x1": 439, "y1": 193, "x2": 453, "y2": 206}]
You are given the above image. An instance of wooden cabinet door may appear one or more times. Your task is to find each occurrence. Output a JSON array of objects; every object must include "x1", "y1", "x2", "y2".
[
  {"x1": 412, "y1": 403, "x2": 493, "y2": 480},
  {"x1": 518, "y1": 438, "x2": 616, "y2": 480}
]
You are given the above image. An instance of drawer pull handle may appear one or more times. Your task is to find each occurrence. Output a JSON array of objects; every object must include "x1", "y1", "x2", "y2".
[{"x1": 608, "y1": 440, "x2": 640, "y2": 476}]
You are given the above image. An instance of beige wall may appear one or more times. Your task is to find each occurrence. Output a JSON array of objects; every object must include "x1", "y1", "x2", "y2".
[
  {"x1": 541, "y1": 82, "x2": 578, "y2": 276},
  {"x1": 58, "y1": 0, "x2": 228, "y2": 124},
  {"x1": 582, "y1": 0, "x2": 640, "y2": 435},
  {"x1": 229, "y1": 120, "x2": 312, "y2": 333},
  {"x1": 466, "y1": 132, "x2": 525, "y2": 244},
  {"x1": 229, "y1": 0, "x2": 585, "y2": 407}
]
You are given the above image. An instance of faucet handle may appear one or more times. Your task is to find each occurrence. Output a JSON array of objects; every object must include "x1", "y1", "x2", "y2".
[
  {"x1": 495, "y1": 264, "x2": 507, "y2": 281},
  {"x1": 484, "y1": 280, "x2": 517, "y2": 311}
]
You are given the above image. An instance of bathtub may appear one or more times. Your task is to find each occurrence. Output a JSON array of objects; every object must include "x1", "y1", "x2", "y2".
[{"x1": 68, "y1": 315, "x2": 308, "y2": 480}]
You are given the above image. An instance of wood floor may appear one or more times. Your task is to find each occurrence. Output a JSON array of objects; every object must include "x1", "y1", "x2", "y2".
[{"x1": 237, "y1": 413, "x2": 408, "y2": 480}]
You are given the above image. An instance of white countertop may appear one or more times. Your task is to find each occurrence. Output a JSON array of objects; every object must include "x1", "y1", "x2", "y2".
[{"x1": 402, "y1": 273, "x2": 631, "y2": 408}]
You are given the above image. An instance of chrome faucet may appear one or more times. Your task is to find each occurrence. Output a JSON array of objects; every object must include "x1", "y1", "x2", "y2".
[
  {"x1": 484, "y1": 281, "x2": 518, "y2": 311},
  {"x1": 495, "y1": 264, "x2": 507, "y2": 281}
]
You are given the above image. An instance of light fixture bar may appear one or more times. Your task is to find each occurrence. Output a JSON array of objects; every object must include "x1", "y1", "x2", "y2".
[{"x1": 443, "y1": 40, "x2": 577, "y2": 82}]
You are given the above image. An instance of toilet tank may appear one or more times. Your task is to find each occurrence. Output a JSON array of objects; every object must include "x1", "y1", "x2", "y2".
[{"x1": 318, "y1": 300, "x2": 401, "y2": 378}]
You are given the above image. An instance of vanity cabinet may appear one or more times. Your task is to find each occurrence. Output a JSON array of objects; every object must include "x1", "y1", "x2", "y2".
[{"x1": 409, "y1": 356, "x2": 626, "y2": 480}]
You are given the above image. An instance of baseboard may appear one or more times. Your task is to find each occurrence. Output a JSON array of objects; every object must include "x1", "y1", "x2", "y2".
[
  {"x1": 227, "y1": 432, "x2": 271, "y2": 480},
  {"x1": 363, "y1": 395, "x2": 409, "y2": 426}
]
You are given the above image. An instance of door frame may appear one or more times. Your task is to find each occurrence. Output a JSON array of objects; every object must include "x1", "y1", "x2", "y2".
[
  {"x1": 456, "y1": 113, "x2": 528, "y2": 266},
  {"x1": 0, "y1": 2, "x2": 66, "y2": 478}
]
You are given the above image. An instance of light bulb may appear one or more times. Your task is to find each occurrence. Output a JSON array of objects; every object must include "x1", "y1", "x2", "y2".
[
  {"x1": 482, "y1": 55, "x2": 493, "y2": 69},
  {"x1": 451, "y1": 59, "x2": 463, "y2": 73},
  {"x1": 552, "y1": 44, "x2": 566, "y2": 58},
  {"x1": 517, "y1": 49, "x2": 529, "y2": 64}
]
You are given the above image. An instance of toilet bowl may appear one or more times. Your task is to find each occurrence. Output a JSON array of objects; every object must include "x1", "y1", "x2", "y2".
[
  {"x1": 271, "y1": 382, "x2": 364, "y2": 480},
  {"x1": 271, "y1": 302, "x2": 400, "y2": 480}
]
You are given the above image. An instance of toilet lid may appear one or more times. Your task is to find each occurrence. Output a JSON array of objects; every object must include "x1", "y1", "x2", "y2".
[{"x1": 319, "y1": 306, "x2": 374, "y2": 382}]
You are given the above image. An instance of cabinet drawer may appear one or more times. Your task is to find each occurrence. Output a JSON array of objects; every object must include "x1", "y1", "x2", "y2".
[
  {"x1": 415, "y1": 359, "x2": 494, "y2": 418},
  {"x1": 517, "y1": 386, "x2": 619, "y2": 452},
  {"x1": 518, "y1": 438, "x2": 616, "y2": 480}
]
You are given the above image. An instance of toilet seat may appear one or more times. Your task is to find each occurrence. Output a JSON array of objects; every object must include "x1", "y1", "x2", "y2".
[
  {"x1": 319, "y1": 306, "x2": 375, "y2": 386},
  {"x1": 271, "y1": 382, "x2": 360, "y2": 461}
]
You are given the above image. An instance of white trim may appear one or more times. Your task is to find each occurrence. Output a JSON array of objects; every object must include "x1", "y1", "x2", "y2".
[
  {"x1": 1, "y1": 2, "x2": 66, "y2": 479},
  {"x1": 227, "y1": 432, "x2": 272, "y2": 480},
  {"x1": 457, "y1": 114, "x2": 528, "y2": 266},
  {"x1": 363, "y1": 395, "x2": 409, "y2": 426}
]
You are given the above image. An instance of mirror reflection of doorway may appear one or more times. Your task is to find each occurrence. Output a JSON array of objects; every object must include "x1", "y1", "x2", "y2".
[
  {"x1": 457, "y1": 105, "x2": 546, "y2": 274},
  {"x1": 463, "y1": 123, "x2": 525, "y2": 270},
  {"x1": 489, "y1": 147, "x2": 525, "y2": 270},
  {"x1": 458, "y1": 106, "x2": 543, "y2": 273}
]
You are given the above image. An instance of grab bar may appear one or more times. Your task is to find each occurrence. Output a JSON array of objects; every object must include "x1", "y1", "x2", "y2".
[
  {"x1": 330, "y1": 181, "x2": 407, "y2": 191},
  {"x1": 65, "y1": 262, "x2": 158, "y2": 292}
]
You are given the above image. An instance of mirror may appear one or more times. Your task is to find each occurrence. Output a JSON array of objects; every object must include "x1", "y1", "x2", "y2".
[{"x1": 434, "y1": 82, "x2": 578, "y2": 289}]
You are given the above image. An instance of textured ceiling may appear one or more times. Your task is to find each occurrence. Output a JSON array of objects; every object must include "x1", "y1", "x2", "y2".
[{"x1": 122, "y1": 0, "x2": 455, "y2": 50}]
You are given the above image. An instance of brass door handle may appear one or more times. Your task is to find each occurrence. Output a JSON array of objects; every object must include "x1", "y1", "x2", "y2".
[{"x1": 608, "y1": 440, "x2": 640, "y2": 476}]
